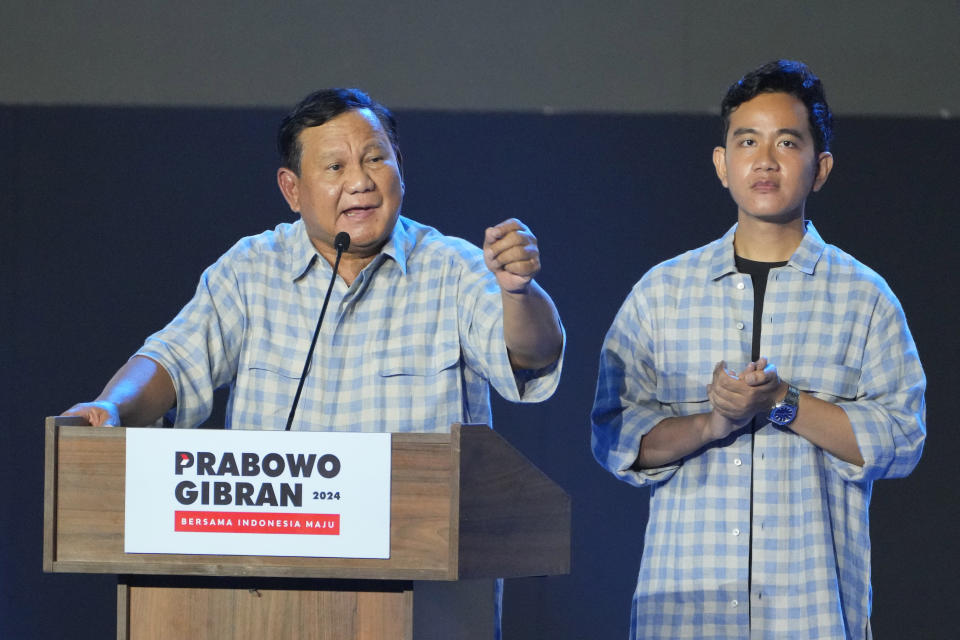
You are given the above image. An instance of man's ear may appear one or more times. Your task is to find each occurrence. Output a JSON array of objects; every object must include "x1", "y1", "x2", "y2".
[
  {"x1": 811, "y1": 152, "x2": 834, "y2": 193},
  {"x1": 712, "y1": 146, "x2": 729, "y2": 188},
  {"x1": 277, "y1": 167, "x2": 300, "y2": 212},
  {"x1": 396, "y1": 150, "x2": 405, "y2": 195}
]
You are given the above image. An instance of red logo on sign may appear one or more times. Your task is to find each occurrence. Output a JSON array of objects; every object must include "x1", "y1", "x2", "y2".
[{"x1": 174, "y1": 511, "x2": 340, "y2": 535}]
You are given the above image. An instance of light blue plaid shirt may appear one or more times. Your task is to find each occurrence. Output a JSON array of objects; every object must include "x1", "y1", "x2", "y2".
[
  {"x1": 138, "y1": 216, "x2": 563, "y2": 432},
  {"x1": 592, "y1": 222, "x2": 925, "y2": 640}
]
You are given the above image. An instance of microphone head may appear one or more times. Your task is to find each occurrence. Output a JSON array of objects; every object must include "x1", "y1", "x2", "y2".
[{"x1": 334, "y1": 232, "x2": 351, "y2": 252}]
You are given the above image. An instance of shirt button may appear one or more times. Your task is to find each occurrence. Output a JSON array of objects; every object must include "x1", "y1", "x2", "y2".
[
  {"x1": 736, "y1": 282, "x2": 745, "y2": 290},
  {"x1": 734, "y1": 458, "x2": 742, "y2": 466},
  {"x1": 736, "y1": 322, "x2": 745, "y2": 330},
  {"x1": 732, "y1": 528, "x2": 741, "y2": 536},
  {"x1": 731, "y1": 600, "x2": 739, "y2": 608}
]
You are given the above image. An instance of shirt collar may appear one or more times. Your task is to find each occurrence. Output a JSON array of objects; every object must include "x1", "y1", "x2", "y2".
[
  {"x1": 376, "y1": 215, "x2": 413, "y2": 275},
  {"x1": 787, "y1": 220, "x2": 826, "y2": 275},
  {"x1": 706, "y1": 219, "x2": 826, "y2": 281},
  {"x1": 706, "y1": 224, "x2": 740, "y2": 281},
  {"x1": 287, "y1": 216, "x2": 414, "y2": 281},
  {"x1": 289, "y1": 219, "x2": 320, "y2": 281}
]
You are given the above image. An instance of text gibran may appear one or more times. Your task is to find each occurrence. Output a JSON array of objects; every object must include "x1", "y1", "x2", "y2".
[{"x1": 173, "y1": 451, "x2": 340, "y2": 507}]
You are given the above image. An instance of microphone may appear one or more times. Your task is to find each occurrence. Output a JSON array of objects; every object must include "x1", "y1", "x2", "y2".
[
  {"x1": 334, "y1": 231, "x2": 350, "y2": 252},
  {"x1": 284, "y1": 232, "x2": 351, "y2": 431}
]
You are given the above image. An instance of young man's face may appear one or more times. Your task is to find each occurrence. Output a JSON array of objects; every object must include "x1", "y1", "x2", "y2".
[{"x1": 713, "y1": 91, "x2": 833, "y2": 225}]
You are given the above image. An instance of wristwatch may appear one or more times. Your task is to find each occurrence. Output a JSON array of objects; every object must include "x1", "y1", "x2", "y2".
[{"x1": 768, "y1": 384, "x2": 800, "y2": 426}]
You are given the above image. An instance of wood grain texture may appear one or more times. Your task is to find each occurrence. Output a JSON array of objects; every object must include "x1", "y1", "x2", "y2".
[
  {"x1": 45, "y1": 420, "x2": 570, "y2": 639},
  {"x1": 457, "y1": 426, "x2": 572, "y2": 578},
  {"x1": 44, "y1": 422, "x2": 456, "y2": 580},
  {"x1": 120, "y1": 577, "x2": 413, "y2": 640},
  {"x1": 44, "y1": 421, "x2": 570, "y2": 580}
]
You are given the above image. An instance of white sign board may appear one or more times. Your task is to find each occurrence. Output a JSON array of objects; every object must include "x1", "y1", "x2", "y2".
[{"x1": 124, "y1": 429, "x2": 391, "y2": 558}]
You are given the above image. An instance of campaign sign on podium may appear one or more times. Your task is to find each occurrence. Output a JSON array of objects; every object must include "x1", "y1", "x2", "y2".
[{"x1": 124, "y1": 430, "x2": 391, "y2": 558}]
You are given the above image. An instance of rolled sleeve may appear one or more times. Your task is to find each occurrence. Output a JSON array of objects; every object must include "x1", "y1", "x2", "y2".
[
  {"x1": 457, "y1": 258, "x2": 564, "y2": 404},
  {"x1": 136, "y1": 257, "x2": 245, "y2": 428},
  {"x1": 509, "y1": 327, "x2": 565, "y2": 402},
  {"x1": 591, "y1": 290, "x2": 680, "y2": 488},
  {"x1": 831, "y1": 293, "x2": 926, "y2": 482}
]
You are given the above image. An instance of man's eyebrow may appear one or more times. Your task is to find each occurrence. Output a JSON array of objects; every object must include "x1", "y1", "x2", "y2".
[
  {"x1": 315, "y1": 140, "x2": 388, "y2": 158},
  {"x1": 731, "y1": 127, "x2": 807, "y2": 139},
  {"x1": 777, "y1": 128, "x2": 807, "y2": 139}
]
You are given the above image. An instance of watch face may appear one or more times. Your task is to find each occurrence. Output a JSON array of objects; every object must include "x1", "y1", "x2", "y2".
[{"x1": 770, "y1": 404, "x2": 797, "y2": 426}]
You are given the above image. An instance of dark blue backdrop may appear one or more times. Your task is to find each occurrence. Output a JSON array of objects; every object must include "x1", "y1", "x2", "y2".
[{"x1": 2, "y1": 105, "x2": 956, "y2": 638}]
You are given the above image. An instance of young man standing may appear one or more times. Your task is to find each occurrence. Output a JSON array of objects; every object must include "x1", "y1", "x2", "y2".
[{"x1": 591, "y1": 60, "x2": 925, "y2": 638}]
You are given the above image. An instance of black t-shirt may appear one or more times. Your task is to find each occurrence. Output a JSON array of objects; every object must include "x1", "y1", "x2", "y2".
[{"x1": 734, "y1": 255, "x2": 788, "y2": 362}]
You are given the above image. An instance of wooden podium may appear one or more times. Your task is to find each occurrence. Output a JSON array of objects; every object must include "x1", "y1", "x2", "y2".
[{"x1": 43, "y1": 418, "x2": 570, "y2": 639}]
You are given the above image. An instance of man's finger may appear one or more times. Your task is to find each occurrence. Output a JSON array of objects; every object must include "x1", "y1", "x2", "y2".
[
  {"x1": 491, "y1": 243, "x2": 538, "y2": 266},
  {"x1": 484, "y1": 219, "x2": 526, "y2": 246},
  {"x1": 502, "y1": 258, "x2": 539, "y2": 278}
]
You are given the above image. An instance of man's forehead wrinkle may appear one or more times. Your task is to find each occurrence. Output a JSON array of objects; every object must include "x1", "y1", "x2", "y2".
[{"x1": 301, "y1": 125, "x2": 390, "y2": 158}]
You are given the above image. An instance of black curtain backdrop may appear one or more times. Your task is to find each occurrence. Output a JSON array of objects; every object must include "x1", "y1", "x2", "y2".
[{"x1": 2, "y1": 105, "x2": 956, "y2": 638}]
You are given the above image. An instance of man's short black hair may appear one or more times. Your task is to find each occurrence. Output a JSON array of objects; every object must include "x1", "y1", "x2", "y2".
[
  {"x1": 720, "y1": 60, "x2": 833, "y2": 155},
  {"x1": 278, "y1": 88, "x2": 401, "y2": 175}
]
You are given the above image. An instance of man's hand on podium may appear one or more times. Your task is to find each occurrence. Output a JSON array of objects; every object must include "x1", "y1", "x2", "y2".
[
  {"x1": 59, "y1": 356, "x2": 175, "y2": 427},
  {"x1": 61, "y1": 401, "x2": 120, "y2": 426}
]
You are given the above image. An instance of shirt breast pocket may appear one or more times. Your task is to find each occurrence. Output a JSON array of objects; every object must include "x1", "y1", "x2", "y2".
[
  {"x1": 376, "y1": 339, "x2": 462, "y2": 378},
  {"x1": 247, "y1": 360, "x2": 301, "y2": 380},
  {"x1": 792, "y1": 364, "x2": 860, "y2": 402},
  {"x1": 370, "y1": 339, "x2": 463, "y2": 428},
  {"x1": 655, "y1": 369, "x2": 711, "y2": 416},
  {"x1": 241, "y1": 358, "x2": 303, "y2": 420}
]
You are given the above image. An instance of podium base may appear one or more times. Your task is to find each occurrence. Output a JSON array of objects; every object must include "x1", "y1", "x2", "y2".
[{"x1": 118, "y1": 575, "x2": 496, "y2": 640}]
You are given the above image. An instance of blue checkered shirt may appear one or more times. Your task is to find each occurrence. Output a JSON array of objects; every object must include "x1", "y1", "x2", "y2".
[
  {"x1": 592, "y1": 222, "x2": 925, "y2": 639},
  {"x1": 137, "y1": 216, "x2": 563, "y2": 431}
]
